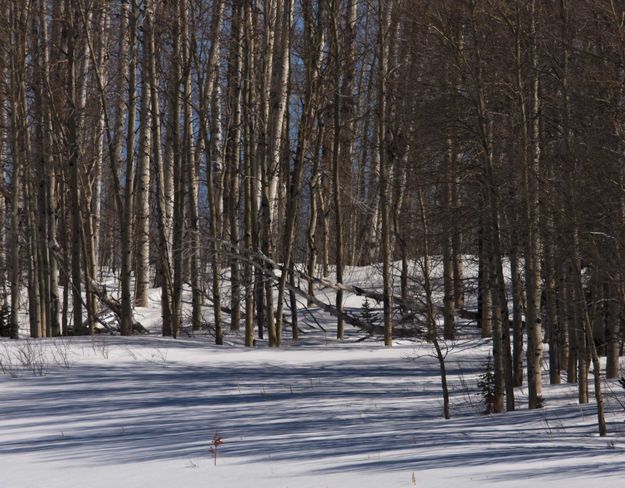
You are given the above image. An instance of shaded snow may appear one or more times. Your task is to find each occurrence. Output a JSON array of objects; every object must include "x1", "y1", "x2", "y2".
[{"x1": 1, "y1": 260, "x2": 624, "y2": 487}]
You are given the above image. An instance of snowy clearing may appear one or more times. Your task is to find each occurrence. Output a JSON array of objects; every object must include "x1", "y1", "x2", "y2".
[
  {"x1": 1, "y1": 327, "x2": 625, "y2": 487},
  {"x1": 1, "y1": 261, "x2": 624, "y2": 487}
]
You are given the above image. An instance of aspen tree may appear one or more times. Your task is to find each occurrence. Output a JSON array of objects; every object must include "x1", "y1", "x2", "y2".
[
  {"x1": 442, "y1": 137, "x2": 456, "y2": 340},
  {"x1": 378, "y1": 0, "x2": 393, "y2": 347},
  {"x1": 419, "y1": 190, "x2": 450, "y2": 419},
  {"x1": 43, "y1": 0, "x2": 60, "y2": 338},
  {"x1": 242, "y1": 0, "x2": 256, "y2": 347},
  {"x1": 7, "y1": 0, "x2": 24, "y2": 339},
  {"x1": 275, "y1": 0, "x2": 323, "y2": 343},
  {"x1": 0, "y1": 36, "x2": 7, "y2": 308},
  {"x1": 261, "y1": 0, "x2": 291, "y2": 346},
  {"x1": 197, "y1": 0, "x2": 225, "y2": 344},
  {"x1": 525, "y1": 0, "x2": 543, "y2": 410},
  {"x1": 226, "y1": 0, "x2": 244, "y2": 333},
  {"x1": 134, "y1": 2, "x2": 152, "y2": 308},
  {"x1": 144, "y1": 0, "x2": 174, "y2": 337},
  {"x1": 170, "y1": 0, "x2": 185, "y2": 339},
  {"x1": 605, "y1": 0, "x2": 625, "y2": 380},
  {"x1": 329, "y1": 0, "x2": 343, "y2": 339},
  {"x1": 339, "y1": 0, "x2": 359, "y2": 267},
  {"x1": 67, "y1": 0, "x2": 84, "y2": 335},
  {"x1": 119, "y1": 0, "x2": 137, "y2": 336},
  {"x1": 181, "y1": 0, "x2": 200, "y2": 334}
]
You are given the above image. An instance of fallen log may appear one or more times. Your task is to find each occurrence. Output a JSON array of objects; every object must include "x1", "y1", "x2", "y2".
[
  {"x1": 212, "y1": 238, "x2": 479, "y2": 326},
  {"x1": 50, "y1": 241, "x2": 147, "y2": 334}
]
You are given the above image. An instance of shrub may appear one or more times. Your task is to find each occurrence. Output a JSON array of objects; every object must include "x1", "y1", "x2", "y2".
[
  {"x1": 477, "y1": 354, "x2": 496, "y2": 414},
  {"x1": 0, "y1": 304, "x2": 11, "y2": 338}
]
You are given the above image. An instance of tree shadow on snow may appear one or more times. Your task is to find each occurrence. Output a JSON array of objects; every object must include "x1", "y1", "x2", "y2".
[{"x1": 0, "y1": 347, "x2": 622, "y2": 483}]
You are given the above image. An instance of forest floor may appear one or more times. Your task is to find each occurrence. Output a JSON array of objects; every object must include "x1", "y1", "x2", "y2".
[{"x1": 1, "y1": 263, "x2": 625, "y2": 487}]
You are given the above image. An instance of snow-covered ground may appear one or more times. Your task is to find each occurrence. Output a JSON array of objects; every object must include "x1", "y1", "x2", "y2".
[{"x1": 1, "y1": 262, "x2": 624, "y2": 487}]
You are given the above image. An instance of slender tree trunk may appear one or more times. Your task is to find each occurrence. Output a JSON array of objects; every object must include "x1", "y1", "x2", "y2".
[
  {"x1": 606, "y1": 273, "x2": 621, "y2": 379},
  {"x1": 134, "y1": 11, "x2": 152, "y2": 309},
  {"x1": 443, "y1": 138, "x2": 456, "y2": 340},
  {"x1": 525, "y1": 0, "x2": 543, "y2": 409},
  {"x1": 143, "y1": 0, "x2": 172, "y2": 336},
  {"x1": 511, "y1": 241, "x2": 524, "y2": 386},
  {"x1": 170, "y1": 0, "x2": 186, "y2": 339},
  {"x1": 275, "y1": 0, "x2": 320, "y2": 344},
  {"x1": 243, "y1": 0, "x2": 256, "y2": 347},
  {"x1": 41, "y1": 0, "x2": 60, "y2": 336},
  {"x1": 307, "y1": 118, "x2": 325, "y2": 305},
  {"x1": 289, "y1": 261, "x2": 299, "y2": 342},
  {"x1": 378, "y1": 0, "x2": 393, "y2": 347},
  {"x1": 260, "y1": 0, "x2": 290, "y2": 346},
  {"x1": 196, "y1": 0, "x2": 225, "y2": 343},
  {"x1": 120, "y1": 0, "x2": 137, "y2": 336},
  {"x1": 478, "y1": 215, "x2": 492, "y2": 339},
  {"x1": 573, "y1": 266, "x2": 607, "y2": 436},
  {"x1": 67, "y1": 0, "x2": 84, "y2": 335},
  {"x1": 544, "y1": 186, "x2": 560, "y2": 385},
  {"x1": 469, "y1": 4, "x2": 510, "y2": 411},
  {"x1": 226, "y1": 0, "x2": 244, "y2": 332}
]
